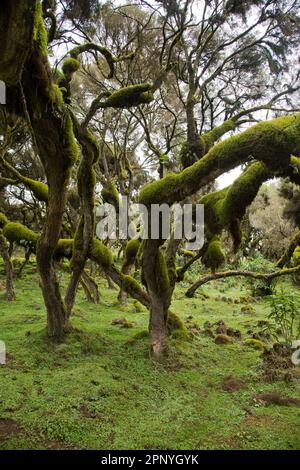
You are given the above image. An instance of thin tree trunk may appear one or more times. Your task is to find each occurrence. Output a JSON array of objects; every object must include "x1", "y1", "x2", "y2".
[
  {"x1": 0, "y1": 232, "x2": 15, "y2": 301},
  {"x1": 81, "y1": 270, "x2": 100, "y2": 304},
  {"x1": 37, "y1": 183, "x2": 69, "y2": 338},
  {"x1": 118, "y1": 264, "x2": 131, "y2": 305}
]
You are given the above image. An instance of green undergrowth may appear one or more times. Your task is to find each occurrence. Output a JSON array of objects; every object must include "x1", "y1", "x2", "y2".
[{"x1": 0, "y1": 260, "x2": 299, "y2": 450}]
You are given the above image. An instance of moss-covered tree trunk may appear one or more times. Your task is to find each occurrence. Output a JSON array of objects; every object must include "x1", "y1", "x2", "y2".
[
  {"x1": 36, "y1": 176, "x2": 70, "y2": 338},
  {"x1": 18, "y1": 5, "x2": 78, "y2": 339},
  {"x1": 142, "y1": 240, "x2": 172, "y2": 356},
  {"x1": 0, "y1": 231, "x2": 15, "y2": 301},
  {"x1": 65, "y1": 123, "x2": 99, "y2": 317}
]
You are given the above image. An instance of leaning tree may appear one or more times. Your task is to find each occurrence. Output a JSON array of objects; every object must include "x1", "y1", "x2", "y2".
[{"x1": 1, "y1": 0, "x2": 300, "y2": 356}]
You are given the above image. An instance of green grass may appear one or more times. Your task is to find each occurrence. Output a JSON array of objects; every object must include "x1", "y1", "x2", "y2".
[{"x1": 0, "y1": 264, "x2": 299, "y2": 450}]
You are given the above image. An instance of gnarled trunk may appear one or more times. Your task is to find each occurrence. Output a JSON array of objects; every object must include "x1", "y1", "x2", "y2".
[
  {"x1": 142, "y1": 240, "x2": 172, "y2": 356},
  {"x1": 36, "y1": 177, "x2": 70, "y2": 338}
]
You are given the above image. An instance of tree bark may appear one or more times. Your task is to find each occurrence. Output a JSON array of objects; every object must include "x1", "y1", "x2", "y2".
[
  {"x1": 142, "y1": 240, "x2": 172, "y2": 356},
  {"x1": 0, "y1": 232, "x2": 15, "y2": 301}
]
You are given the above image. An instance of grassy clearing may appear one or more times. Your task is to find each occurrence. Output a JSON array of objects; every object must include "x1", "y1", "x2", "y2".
[{"x1": 0, "y1": 263, "x2": 299, "y2": 450}]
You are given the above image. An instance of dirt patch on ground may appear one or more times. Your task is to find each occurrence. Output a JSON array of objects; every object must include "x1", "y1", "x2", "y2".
[
  {"x1": 261, "y1": 344, "x2": 295, "y2": 382},
  {"x1": 244, "y1": 413, "x2": 274, "y2": 426},
  {"x1": 43, "y1": 440, "x2": 79, "y2": 450},
  {"x1": 0, "y1": 418, "x2": 22, "y2": 441},
  {"x1": 222, "y1": 375, "x2": 246, "y2": 392},
  {"x1": 253, "y1": 392, "x2": 300, "y2": 407}
]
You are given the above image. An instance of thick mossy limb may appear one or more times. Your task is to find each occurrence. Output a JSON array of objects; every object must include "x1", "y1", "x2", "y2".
[
  {"x1": 200, "y1": 187, "x2": 229, "y2": 234},
  {"x1": 220, "y1": 162, "x2": 271, "y2": 225},
  {"x1": 140, "y1": 113, "x2": 300, "y2": 207},
  {"x1": 25, "y1": 178, "x2": 48, "y2": 202},
  {"x1": 102, "y1": 84, "x2": 154, "y2": 109},
  {"x1": 121, "y1": 274, "x2": 144, "y2": 298},
  {"x1": 2, "y1": 158, "x2": 49, "y2": 203},
  {"x1": 90, "y1": 239, "x2": 113, "y2": 269},
  {"x1": 200, "y1": 162, "x2": 272, "y2": 249},
  {"x1": 3, "y1": 222, "x2": 38, "y2": 246},
  {"x1": 202, "y1": 236, "x2": 225, "y2": 272}
]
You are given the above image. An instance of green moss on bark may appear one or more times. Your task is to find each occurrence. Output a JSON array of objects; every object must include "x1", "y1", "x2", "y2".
[
  {"x1": 90, "y1": 239, "x2": 113, "y2": 269},
  {"x1": 140, "y1": 114, "x2": 300, "y2": 207},
  {"x1": 64, "y1": 113, "x2": 79, "y2": 166},
  {"x1": 202, "y1": 236, "x2": 225, "y2": 272},
  {"x1": 121, "y1": 274, "x2": 143, "y2": 297},
  {"x1": 101, "y1": 182, "x2": 119, "y2": 207},
  {"x1": 3, "y1": 222, "x2": 38, "y2": 246},
  {"x1": 0, "y1": 213, "x2": 8, "y2": 229},
  {"x1": 103, "y1": 84, "x2": 154, "y2": 109},
  {"x1": 34, "y1": 1, "x2": 48, "y2": 55}
]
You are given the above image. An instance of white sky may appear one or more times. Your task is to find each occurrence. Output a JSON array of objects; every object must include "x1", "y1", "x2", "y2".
[{"x1": 217, "y1": 166, "x2": 242, "y2": 189}]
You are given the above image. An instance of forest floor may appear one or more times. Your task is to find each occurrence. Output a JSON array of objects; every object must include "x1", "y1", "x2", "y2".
[{"x1": 0, "y1": 260, "x2": 299, "y2": 450}]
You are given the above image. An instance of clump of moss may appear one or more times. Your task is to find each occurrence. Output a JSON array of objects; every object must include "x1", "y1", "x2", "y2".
[
  {"x1": 170, "y1": 329, "x2": 190, "y2": 341},
  {"x1": 122, "y1": 321, "x2": 134, "y2": 329},
  {"x1": 62, "y1": 58, "x2": 80, "y2": 80},
  {"x1": 202, "y1": 236, "x2": 225, "y2": 272},
  {"x1": 244, "y1": 338, "x2": 265, "y2": 350},
  {"x1": 90, "y1": 239, "x2": 113, "y2": 269},
  {"x1": 50, "y1": 84, "x2": 64, "y2": 109},
  {"x1": 133, "y1": 300, "x2": 143, "y2": 313},
  {"x1": 33, "y1": 1, "x2": 48, "y2": 55},
  {"x1": 103, "y1": 84, "x2": 154, "y2": 109},
  {"x1": 3, "y1": 223, "x2": 38, "y2": 246},
  {"x1": 0, "y1": 213, "x2": 8, "y2": 228},
  {"x1": 125, "y1": 330, "x2": 149, "y2": 345},
  {"x1": 241, "y1": 304, "x2": 255, "y2": 315},
  {"x1": 101, "y1": 182, "x2": 119, "y2": 208},
  {"x1": 293, "y1": 246, "x2": 300, "y2": 264},
  {"x1": 166, "y1": 311, "x2": 185, "y2": 334},
  {"x1": 215, "y1": 334, "x2": 232, "y2": 345}
]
